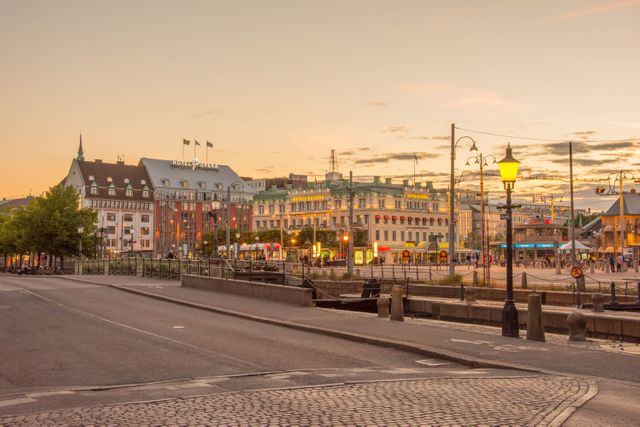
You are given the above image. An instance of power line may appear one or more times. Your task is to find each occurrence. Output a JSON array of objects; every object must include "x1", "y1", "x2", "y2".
[{"x1": 455, "y1": 126, "x2": 638, "y2": 144}]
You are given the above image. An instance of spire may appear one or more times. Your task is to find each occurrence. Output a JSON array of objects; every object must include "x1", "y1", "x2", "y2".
[{"x1": 77, "y1": 134, "x2": 85, "y2": 161}]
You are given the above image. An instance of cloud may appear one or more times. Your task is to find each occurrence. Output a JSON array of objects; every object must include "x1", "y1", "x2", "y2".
[
  {"x1": 548, "y1": 157, "x2": 604, "y2": 167},
  {"x1": 354, "y1": 152, "x2": 439, "y2": 165},
  {"x1": 398, "y1": 82, "x2": 526, "y2": 110},
  {"x1": 339, "y1": 147, "x2": 371, "y2": 157},
  {"x1": 406, "y1": 135, "x2": 450, "y2": 141},
  {"x1": 189, "y1": 110, "x2": 222, "y2": 119},
  {"x1": 555, "y1": 0, "x2": 640, "y2": 20},
  {"x1": 381, "y1": 125, "x2": 408, "y2": 134},
  {"x1": 365, "y1": 101, "x2": 388, "y2": 107}
]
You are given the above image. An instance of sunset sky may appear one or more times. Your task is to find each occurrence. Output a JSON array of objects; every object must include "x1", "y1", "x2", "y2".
[{"x1": 1, "y1": 0, "x2": 639, "y2": 210}]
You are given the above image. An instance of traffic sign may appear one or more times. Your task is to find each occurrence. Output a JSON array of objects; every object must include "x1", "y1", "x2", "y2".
[
  {"x1": 570, "y1": 266, "x2": 583, "y2": 279},
  {"x1": 500, "y1": 213, "x2": 509, "y2": 220},
  {"x1": 402, "y1": 249, "x2": 411, "y2": 260},
  {"x1": 439, "y1": 250, "x2": 448, "y2": 259}
]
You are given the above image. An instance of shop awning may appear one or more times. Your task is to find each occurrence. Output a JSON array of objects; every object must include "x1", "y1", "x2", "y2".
[
  {"x1": 603, "y1": 225, "x2": 613, "y2": 232},
  {"x1": 391, "y1": 215, "x2": 397, "y2": 220},
  {"x1": 604, "y1": 246, "x2": 615, "y2": 253}
]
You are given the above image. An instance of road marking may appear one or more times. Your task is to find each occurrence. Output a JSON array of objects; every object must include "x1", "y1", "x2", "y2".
[
  {"x1": 450, "y1": 338, "x2": 493, "y2": 345},
  {"x1": 173, "y1": 326, "x2": 185, "y2": 329},
  {"x1": 0, "y1": 397, "x2": 36, "y2": 408},
  {"x1": 415, "y1": 359, "x2": 450, "y2": 367},
  {"x1": 27, "y1": 390, "x2": 75, "y2": 398}
]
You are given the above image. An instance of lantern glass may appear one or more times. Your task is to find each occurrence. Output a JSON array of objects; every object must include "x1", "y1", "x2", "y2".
[{"x1": 498, "y1": 144, "x2": 520, "y2": 184}]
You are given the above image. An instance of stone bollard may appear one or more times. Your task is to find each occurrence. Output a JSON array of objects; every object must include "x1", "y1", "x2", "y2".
[
  {"x1": 590, "y1": 261, "x2": 595, "y2": 274},
  {"x1": 567, "y1": 311, "x2": 587, "y2": 341},
  {"x1": 526, "y1": 294, "x2": 545, "y2": 342},
  {"x1": 377, "y1": 296, "x2": 390, "y2": 318},
  {"x1": 555, "y1": 259, "x2": 561, "y2": 275},
  {"x1": 390, "y1": 285, "x2": 404, "y2": 322},
  {"x1": 465, "y1": 287, "x2": 476, "y2": 303},
  {"x1": 591, "y1": 293, "x2": 605, "y2": 312},
  {"x1": 605, "y1": 262, "x2": 610, "y2": 273},
  {"x1": 472, "y1": 270, "x2": 479, "y2": 286},
  {"x1": 521, "y1": 272, "x2": 528, "y2": 289}
]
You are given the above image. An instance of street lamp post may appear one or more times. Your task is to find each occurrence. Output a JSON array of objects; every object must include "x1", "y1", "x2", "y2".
[
  {"x1": 77, "y1": 225, "x2": 84, "y2": 258},
  {"x1": 466, "y1": 152, "x2": 496, "y2": 286},
  {"x1": 498, "y1": 143, "x2": 520, "y2": 338},
  {"x1": 449, "y1": 124, "x2": 478, "y2": 276}
]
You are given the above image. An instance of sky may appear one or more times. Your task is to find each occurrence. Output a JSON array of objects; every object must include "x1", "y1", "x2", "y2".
[{"x1": 1, "y1": 0, "x2": 640, "y2": 211}]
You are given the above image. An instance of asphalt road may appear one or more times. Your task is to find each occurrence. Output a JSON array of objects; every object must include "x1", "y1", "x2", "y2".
[{"x1": 0, "y1": 274, "x2": 484, "y2": 415}]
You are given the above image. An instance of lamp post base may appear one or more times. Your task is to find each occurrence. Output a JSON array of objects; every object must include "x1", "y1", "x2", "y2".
[{"x1": 502, "y1": 300, "x2": 519, "y2": 338}]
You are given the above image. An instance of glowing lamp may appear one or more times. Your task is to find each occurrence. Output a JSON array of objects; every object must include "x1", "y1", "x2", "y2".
[{"x1": 498, "y1": 143, "x2": 520, "y2": 187}]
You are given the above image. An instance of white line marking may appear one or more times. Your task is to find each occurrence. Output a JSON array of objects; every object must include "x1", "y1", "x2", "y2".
[{"x1": 0, "y1": 397, "x2": 36, "y2": 408}]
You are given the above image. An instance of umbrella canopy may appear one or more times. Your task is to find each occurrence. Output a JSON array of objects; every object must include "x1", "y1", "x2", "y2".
[{"x1": 559, "y1": 241, "x2": 591, "y2": 251}]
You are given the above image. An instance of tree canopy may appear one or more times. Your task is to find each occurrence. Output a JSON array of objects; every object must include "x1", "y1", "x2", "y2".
[{"x1": 0, "y1": 184, "x2": 97, "y2": 259}]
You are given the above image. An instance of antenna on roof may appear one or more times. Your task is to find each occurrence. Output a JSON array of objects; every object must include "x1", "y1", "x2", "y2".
[{"x1": 330, "y1": 149, "x2": 338, "y2": 173}]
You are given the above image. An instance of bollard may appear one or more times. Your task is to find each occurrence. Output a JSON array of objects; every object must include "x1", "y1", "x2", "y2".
[
  {"x1": 605, "y1": 262, "x2": 610, "y2": 273},
  {"x1": 521, "y1": 272, "x2": 528, "y2": 289},
  {"x1": 610, "y1": 281, "x2": 617, "y2": 305},
  {"x1": 526, "y1": 294, "x2": 545, "y2": 342},
  {"x1": 460, "y1": 284, "x2": 465, "y2": 301},
  {"x1": 567, "y1": 311, "x2": 587, "y2": 341},
  {"x1": 472, "y1": 270, "x2": 478, "y2": 286},
  {"x1": 390, "y1": 285, "x2": 404, "y2": 322},
  {"x1": 377, "y1": 296, "x2": 390, "y2": 318},
  {"x1": 555, "y1": 259, "x2": 561, "y2": 275},
  {"x1": 591, "y1": 293, "x2": 605, "y2": 312},
  {"x1": 465, "y1": 287, "x2": 476, "y2": 303},
  {"x1": 590, "y1": 261, "x2": 595, "y2": 274}
]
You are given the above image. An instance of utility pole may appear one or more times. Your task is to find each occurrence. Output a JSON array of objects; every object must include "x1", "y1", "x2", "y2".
[
  {"x1": 348, "y1": 171, "x2": 354, "y2": 276},
  {"x1": 449, "y1": 123, "x2": 456, "y2": 276},
  {"x1": 569, "y1": 142, "x2": 577, "y2": 266},
  {"x1": 226, "y1": 186, "x2": 231, "y2": 258}
]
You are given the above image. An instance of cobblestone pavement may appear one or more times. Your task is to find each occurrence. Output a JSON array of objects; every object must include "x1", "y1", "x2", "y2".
[{"x1": 0, "y1": 376, "x2": 595, "y2": 426}]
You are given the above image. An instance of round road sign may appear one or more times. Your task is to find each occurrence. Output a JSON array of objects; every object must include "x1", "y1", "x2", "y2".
[{"x1": 570, "y1": 266, "x2": 583, "y2": 279}]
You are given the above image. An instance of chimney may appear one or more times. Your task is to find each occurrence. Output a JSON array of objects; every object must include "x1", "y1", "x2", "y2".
[
  {"x1": 116, "y1": 160, "x2": 125, "y2": 166},
  {"x1": 373, "y1": 176, "x2": 381, "y2": 184},
  {"x1": 385, "y1": 178, "x2": 392, "y2": 185},
  {"x1": 402, "y1": 179, "x2": 409, "y2": 187},
  {"x1": 415, "y1": 183, "x2": 421, "y2": 189},
  {"x1": 95, "y1": 159, "x2": 103, "y2": 163}
]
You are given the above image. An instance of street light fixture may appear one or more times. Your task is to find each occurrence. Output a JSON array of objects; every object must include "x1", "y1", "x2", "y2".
[
  {"x1": 449, "y1": 124, "x2": 478, "y2": 276},
  {"x1": 498, "y1": 143, "x2": 520, "y2": 338}
]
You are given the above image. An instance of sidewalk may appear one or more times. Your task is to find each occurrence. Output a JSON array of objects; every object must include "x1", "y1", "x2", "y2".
[{"x1": 64, "y1": 275, "x2": 640, "y2": 384}]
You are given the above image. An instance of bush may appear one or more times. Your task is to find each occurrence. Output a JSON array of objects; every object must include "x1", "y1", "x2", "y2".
[{"x1": 436, "y1": 274, "x2": 463, "y2": 286}]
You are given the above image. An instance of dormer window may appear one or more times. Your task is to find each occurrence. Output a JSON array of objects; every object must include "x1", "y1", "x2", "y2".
[
  {"x1": 162, "y1": 178, "x2": 170, "y2": 187},
  {"x1": 142, "y1": 185, "x2": 150, "y2": 198},
  {"x1": 140, "y1": 179, "x2": 146, "y2": 185},
  {"x1": 199, "y1": 181, "x2": 206, "y2": 189},
  {"x1": 88, "y1": 175, "x2": 95, "y2": 181},
  {"x1": 124, "y1": 178, "x2": 130, "y2": 184},
  {"x1": 107, "y1": 177, "x2": 113, "y2": 183},
  {"x1": 90, "y1": 182, "x2": 98, "y2": 195},
  {"x1": 108, "y1": 183, "x2": 116, "y2": 196},
  {"x1": 125, "y1": 184, "x2": 133, "y2": 197},
  {"x1": 181, "y1": 180, "x2": 189, "y2": 188}
]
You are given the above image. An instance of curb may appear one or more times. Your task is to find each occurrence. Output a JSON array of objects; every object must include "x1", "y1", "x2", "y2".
[{"x1": 60, "y1": 276, "x2": 548, "y2": 374}]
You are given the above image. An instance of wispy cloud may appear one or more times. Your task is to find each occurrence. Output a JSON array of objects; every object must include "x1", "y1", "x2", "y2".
[
  {"x1": 398, "y1": 82, "x2": 526, "y2": 110},
  {"x1": 354, "y1": 152, "x2": 439, "y2": 165},
  {"x1": 364, "y1": 101, "x2": 388, "y2": 107},
  {"x1": 339, "y1": 147, "x2": 371, "y2": 157},
  {"x1": 610, "y1": 121, "x2": 640, "y2": 129},
  {"x1": 555, "y1": 0, "x2": 640, "y2": 20},
  {"x1": 381, "y1": 125, "x2": 409, "y2": 134}
]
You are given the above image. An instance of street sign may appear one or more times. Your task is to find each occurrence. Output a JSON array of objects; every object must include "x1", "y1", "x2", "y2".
[
  {"x1": 570, "y1": 266, "x2": 584, "y2": 279},
  {"x1": 500, "y1": 213, "x2": 509, "y2": 220},
  {"x1": 402, "y1": 249, "x2": 411, "y2": 260},
  {"x1": 439, "y1": 250, "x2": 448, "y2": 259}
]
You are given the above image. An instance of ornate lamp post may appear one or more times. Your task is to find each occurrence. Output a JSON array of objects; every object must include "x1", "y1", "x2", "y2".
[
  {"x1": 449, "y1": 124, "x2": 478, "y2": 276},
  {"x1": 498, "y1": 144, "x2": 520, "y2": 338}
]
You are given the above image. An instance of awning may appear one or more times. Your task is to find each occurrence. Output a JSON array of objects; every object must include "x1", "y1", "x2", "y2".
[
  {"x1": 400, "y1": 216, "x2": 406, "y2": 220},
  {"x1": 384, "y1": 215, "x2": 389, "y2": 219},
  {"x1": 603, "y1": 225, "x2": 613, "y2": 232},
  {"x1": 604, "y1": 246, "x2": 615, "y2": 253},
  {"x1": 559, "y1": 241, "x2": 591, "y2": 251},
  {"x1": 391, "y1": 215, "x2": 397, "y2": 220},
  {"x1": 375, "y1": 215, "x2": 381, "y2": 219}
]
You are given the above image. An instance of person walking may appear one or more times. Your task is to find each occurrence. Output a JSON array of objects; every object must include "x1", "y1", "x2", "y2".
[
  {"x1": 616, "y1": 254, "x2": 623, "y2": 273},
  {"x1": 609, "y1": 254, "x2": 615, "y2": 272}
]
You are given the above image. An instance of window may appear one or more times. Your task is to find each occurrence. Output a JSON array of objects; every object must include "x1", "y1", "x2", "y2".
[
  {"x1": 401, "y1": 231, "x2": 405, "y2": 241},
  {"x1": 408, "y1": 231, "x2": 412, "y2": 241},
  {"x1": 125, "y1": 187, "x2": 133, "y2": 197},
  {"x1": 258, "y1": 205, "x2": 264, "y2": 214},
  {"x1": 123, "y1": 214, "x2": 133, "y2": 222},
  {"x1": 140, "y1": 227, "x2": 150, "y2": 236},
  {"x1": 375, "y1": 230, "x2": 380, "y2": 240},
  {"x1": 334, "y1": 200, "x2": 342, "y2": 209},
  {"x1": 106, "y1": 226, "x2": 116, "y2": 235},
  {"x1": 392, "y1": 231, "x2": 396, "y2": 241},
  {"x1": 358, "y1": 198, "x2": 366, "y2": 208},
  {"x1": 90, "y1": 183, "x2": 98, "y2": 195},
  {"x1": 108, "y1": 185, "x2": 116, "y2": 196},
  {"x1": 141, "y1": 214, "x2": 149, "y2": 223},
  {"x1": 268, "y1": 205, "x2": 275, "y2": 214},
  {"x1": 395, "y1": 200, "x2": 401, "y2": 209},
  {"x1": 384, "y1": 230, "x2": 389, "y2": 241},
  {"x1": 375, "y1": 216, "x2": 380, "y2": 224},
  {"x1": 142, "y1": 189, "x2": 149, "y2": 198},
  {"x1": 378, "y1": 199, "x2": 385, "y2": 208},
  {"x1": 106, "y1": 213, "x2": 116, "y2": 221}
]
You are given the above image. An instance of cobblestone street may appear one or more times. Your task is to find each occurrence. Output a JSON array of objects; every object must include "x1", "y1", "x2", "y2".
[{"x1": 0, "y1": 376, "x2": 595, "y2": 426}]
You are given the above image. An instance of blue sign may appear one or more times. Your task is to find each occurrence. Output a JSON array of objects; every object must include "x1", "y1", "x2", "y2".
[{"x1": 500, "y1": 243, "x2": 557, "y2": 249}]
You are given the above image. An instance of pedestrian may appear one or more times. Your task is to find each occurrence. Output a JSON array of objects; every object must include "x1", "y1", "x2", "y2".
[
  {"x1": 609, "y1": 254, "x2": 615, "y2": 272},
  {"x1": 466, "y1": 255, "x2": 471, "y2": 268},
  {"x1": 616, "y1": 254, "x2": 623, "y2": 272}
]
